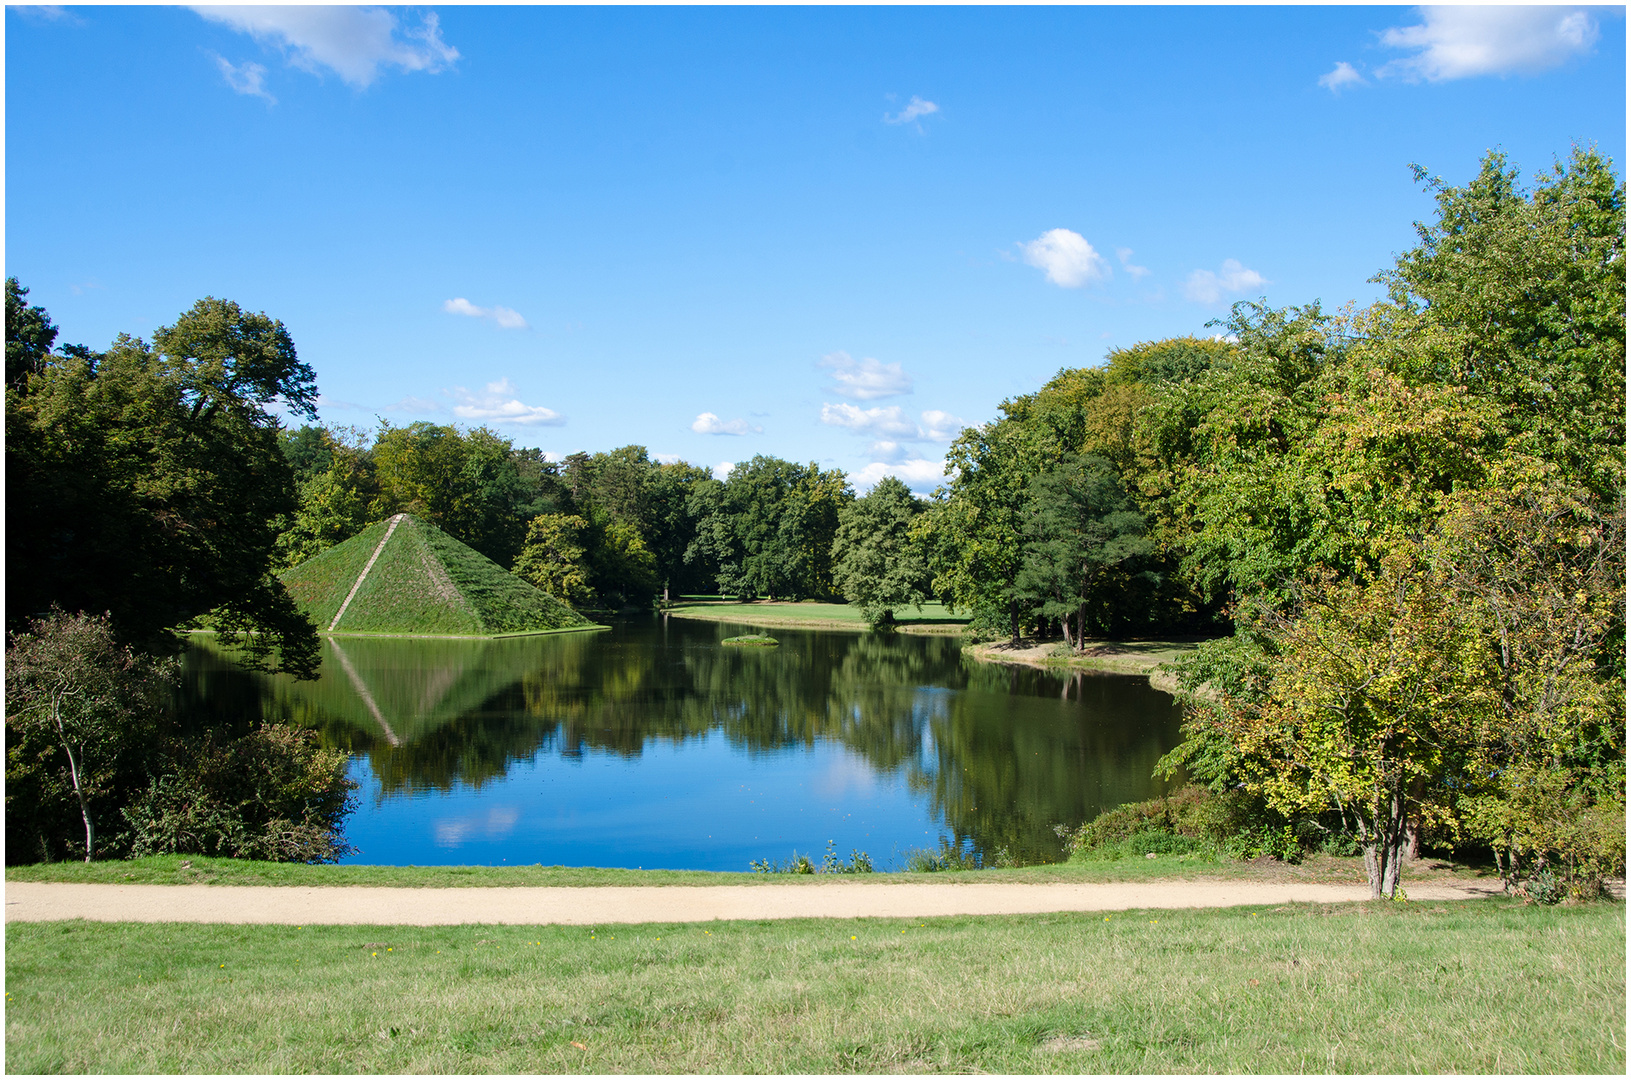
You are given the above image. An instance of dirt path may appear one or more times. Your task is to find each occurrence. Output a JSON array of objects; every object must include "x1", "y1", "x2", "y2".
[{"x1": 4, "y1": 879, "x2": 1506, "y2": 926}]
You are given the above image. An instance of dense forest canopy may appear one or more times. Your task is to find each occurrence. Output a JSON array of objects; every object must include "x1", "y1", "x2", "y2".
[{"x1": 5, "y1": 147, "x2": 1624, "y2": 885}]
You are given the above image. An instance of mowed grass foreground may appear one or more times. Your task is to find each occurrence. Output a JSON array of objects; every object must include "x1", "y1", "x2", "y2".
[{"x1": 6, "y1": 899, "x2": 1622, "y2": 1073}]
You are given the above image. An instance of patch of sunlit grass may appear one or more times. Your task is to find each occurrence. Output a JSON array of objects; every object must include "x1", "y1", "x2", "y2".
[{"x1": 4, "y1": 899, "x2": 1622, "y2": 1073}]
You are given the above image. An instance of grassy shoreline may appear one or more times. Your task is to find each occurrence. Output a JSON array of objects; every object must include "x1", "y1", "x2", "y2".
[
  {"x1": 5, "y1": 851, "x2": 1504, "y2": 890},
  {"x1": 185, "y1": 625, "x2": 611, "y2": 642},
  {"x1": 6, "y1": 898, "x2": 1621, "y2": 1073},
  {"x1": 664, "y1": 599, "x2": 968, "y2": 635}
]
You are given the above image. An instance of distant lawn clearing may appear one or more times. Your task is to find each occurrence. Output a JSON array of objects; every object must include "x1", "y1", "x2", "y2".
[
  {"x1": 5, "y1": 899, "x2": 1621, "y2": 1073},
  {"x1": 667, "y1": 599, "x2": 968, "y2": 634}
]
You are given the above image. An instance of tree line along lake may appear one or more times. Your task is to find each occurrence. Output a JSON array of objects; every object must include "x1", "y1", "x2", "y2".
[{"x1": 182, "y1": 615, "x2": 1183, "y2": 870}]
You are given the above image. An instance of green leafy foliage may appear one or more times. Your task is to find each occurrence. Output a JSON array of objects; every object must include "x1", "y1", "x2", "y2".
[
  {"x1": 1383, "y1": 147, "x2": 1626, "y2": 503},
  {"x1": 512, "y1": 513, "x2": 597, "y2": 608},
  {"x1": 831, "y1": 476, "x2": 932, "y2": 626},
  {"x1": 5, "y1": 611, "x2": 173, "y2": 862},
  {"x1": 1016, "y1": 454, "x2": 1155, "y2": 647},
  {"x1": 6, "y1": 291, "x2": 320, "y2": 677},
  {"x1": 122, "y1": 723, "x2": 356, "y2": 863},
  {"x1": 687, "y1": 456, "x2": 852, "y2": 601},
  {"x1": 1141, "y1": 151, "x2": 1625, "y2": 887},
  {"x1": 369, "y1": 422, "x2": 536, "y2": 568},
  {"x1": 5, "y1": 611, "x2": 356, "y2": 866},
  {"x1": 5, "y1": 277, "x2": 58, "y2": 390},
  {"x1": 750, "y1": 841, "x2": 874, "y2": 874}
]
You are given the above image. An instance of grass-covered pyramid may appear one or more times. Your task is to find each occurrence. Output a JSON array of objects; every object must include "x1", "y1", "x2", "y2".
[{"x1": 281, "y1": 514, "x2": 593, "y2": 636}]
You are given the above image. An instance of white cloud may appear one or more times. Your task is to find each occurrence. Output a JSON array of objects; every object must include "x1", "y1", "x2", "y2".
[
  {"x1": 1115, "y1": 247, "x2": 1150, "y2": 280},
  {"x1": 692, "y1": 412, "x2": 761, "y2": 436},
  {"x1": 818, "y1": 351, "x2": 913, "y2": 400},
  {"x1": 917, "y1": 410, "x2": 966, "y2": 441},
  {"x1": 384, "y1": 395, "x2": 442, "y2": 414},
  {"x1": 191, "y1": 6, "x2": 459, "y2": 88},
  {"x1": 1376, "y1": 6, "x2": 1600, "y2": 82},
  {"x1": 884, "y1": 95, "x2": 940, "y2": 125},
  {"x1": 1019, "y1": 228, "x2": 1111, "y2": 288},
  {"x1": 1318, "y1": 61, "x2": 1368, "y2": 93},
  {"x1": 14, "y1": 6, "x2": 78, "y2": 23},
  {"x1": 1183, "y1": 259, "x2": 1268, "y2": 305},
  {"x1": 443, "y1": 297, "x2": 528, "y2": 330},
  {"x1": 851, "y1": 458, "x2": 949, "y2": 494},
  {"x1": 653, "y1": 453, "x2": 682, "y2": 465},
  {"x1": 447, "y1": 378, "x2": 564, "y2": 427},
  {"x1": 712, "y1": 461, "x2": 736, "y2": 481},
  {"x1": 212, "y1": 54, "x2": 275, "y2": 102},
  {"x1": 822, "y1": 404, "x2": 966, "y2": 444},
  {"x1": 820, "y1": 403, "x2": 918, "y2": 439}
]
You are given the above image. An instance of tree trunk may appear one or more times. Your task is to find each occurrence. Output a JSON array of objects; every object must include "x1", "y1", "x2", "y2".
[
  {"x1": 1359, "y1": 791, "x2": 1410, "y2": 899},
  {"x1": 51, "y1": 697, "x2": 95, "y2": 862},
  {"x1": 62, "y1": 741, "x2": 94, "y2": 863},
  {"x1": 1404, "y1": 776, "x2": 1425, "y2": 860},
  {"x1": 1008, "y1": 598, "x2": 1020, "y2": 646}
]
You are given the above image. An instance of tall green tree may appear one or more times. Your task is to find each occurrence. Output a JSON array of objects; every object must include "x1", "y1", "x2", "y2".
[
  {"x1": 687, "y1": 456, "x2": 852, "y2": 600},
  {"x1": 832, "y1": 477, "x2": 931, "y2": 627},
  {"x1": 921, "y1": 415, "x2": 1046, "y2": 643},
  {"x1": 369, "y1": 421, "x2": 533, "y2": 567},
  {"x1": 1153, "y1": 150, "x2": 1625, "y2": 888},
  {"x1": 7, "y1": 293, "x2": 320, "y2": 676},
  {"x1": 647, "y1": 460, "x2": 715, "y2": 598},
  {"x1": 274, "y1": 426, "x2": 378, "y2": 569},
  {"x1": 1381, "y1": 147, "x2": 1625, "y2": 502},
  {"x1": 512, "y1": 513, "x2": 596, "y2": 608},
  {"x1": 5, "y1": 277, "x2": 58, "y2": 391},
  {"x1": 1015, "y1": 454, "x2": 1155, "y2": 649}
]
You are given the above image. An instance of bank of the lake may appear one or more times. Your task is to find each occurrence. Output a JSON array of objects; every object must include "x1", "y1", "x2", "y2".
[
  {"x1": 663, "y1": 598, "x2": 968, "y2": 634},
  {"x1": 4, "y1": 850, "x2": 1504, "y2": 890},
  {"x1": 6, "y1": 896, "x2": 1621, "y2": 1073},
  {"x1": 964, "y1": 638, "x2": 1208, "y2": 691}
]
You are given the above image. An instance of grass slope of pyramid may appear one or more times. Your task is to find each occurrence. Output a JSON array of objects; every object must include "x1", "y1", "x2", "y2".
[{"x1": 281, "y1": 515, "x2": 593, "y2": 636}]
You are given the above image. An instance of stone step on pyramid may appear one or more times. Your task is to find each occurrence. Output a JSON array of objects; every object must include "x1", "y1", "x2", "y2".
[{"x1": 280, "y1": 514, "x2": 595, "y2": 637}]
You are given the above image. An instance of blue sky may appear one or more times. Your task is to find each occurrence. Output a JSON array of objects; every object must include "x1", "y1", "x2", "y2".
[{"x1": 7, "y1": 5, "x2": 1625, "y2": 491}]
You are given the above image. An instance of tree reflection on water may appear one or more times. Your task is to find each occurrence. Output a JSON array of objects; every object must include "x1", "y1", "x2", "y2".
[{"x1": 182, "y1": 617, "x2": 1181, "y2": 863}]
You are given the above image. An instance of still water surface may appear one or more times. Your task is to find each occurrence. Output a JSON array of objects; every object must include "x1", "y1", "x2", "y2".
[{"x1": 183, "y1": 617, "x2": 1183, "y2": 870}]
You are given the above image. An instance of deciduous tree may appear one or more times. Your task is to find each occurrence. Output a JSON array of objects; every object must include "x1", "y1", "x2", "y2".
[
  {"x1": 513, "y1": 513, "x2": 596, "y2": 608},
  {"x1": 832, "y1": 477, "x2": 931, "y2": 627},
  {"x1": 7, "y1": 292, "x2": 320, "y2": 676},
  {"x1": 1015, "y1": 454, "x2": 1154, "y2": 649},
  {"x1": 5, "y1": 610, "x2": 173, "y2": 862}
]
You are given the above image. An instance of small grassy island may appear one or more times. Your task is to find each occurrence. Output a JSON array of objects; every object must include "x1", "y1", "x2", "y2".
[{"x1": 721, "y1": 633, "x2": 779, "y2": 647}]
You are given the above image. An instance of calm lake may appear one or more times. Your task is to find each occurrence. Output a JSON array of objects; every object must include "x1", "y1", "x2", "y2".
[{"x1": 182, "y1": 617, "x2": 1184, "y2": 870}]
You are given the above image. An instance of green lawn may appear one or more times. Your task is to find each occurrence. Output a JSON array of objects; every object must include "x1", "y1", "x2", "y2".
[
  {"x1": 5, "y1": 850, "x2": 1472, "y2": 889},
  {"x1": 6, "y1": 899, "x2": 1621, "y2": 1073},
  {"x1": 666, "y1": 599, "x2": 968, "y2": 633}
]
